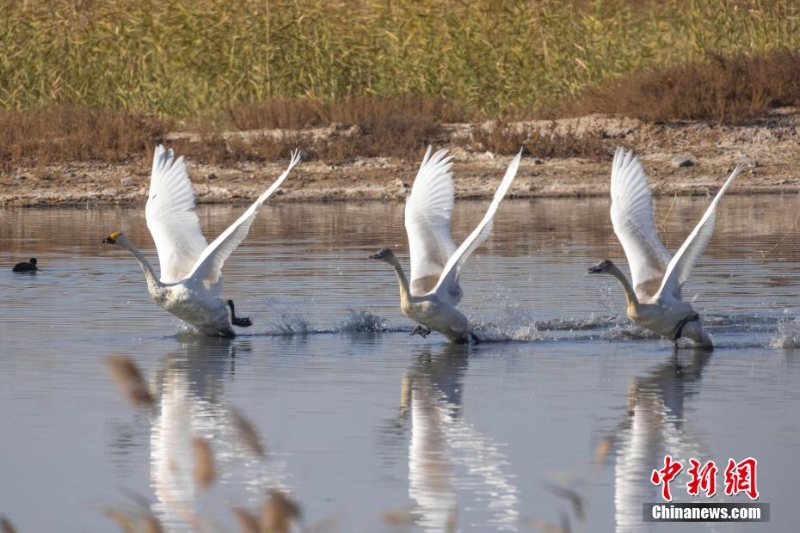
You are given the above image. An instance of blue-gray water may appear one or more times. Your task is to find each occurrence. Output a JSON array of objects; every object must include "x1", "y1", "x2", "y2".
[{"x1": 1, "y1": 196, "x2": 799, "y2": 532}]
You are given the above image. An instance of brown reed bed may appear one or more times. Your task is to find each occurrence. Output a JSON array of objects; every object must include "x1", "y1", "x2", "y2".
[{"x1": 3, "y1": 45, "x2": 800, "y2": 174}]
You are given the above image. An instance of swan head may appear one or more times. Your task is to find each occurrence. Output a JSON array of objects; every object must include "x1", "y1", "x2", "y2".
[
  {"x1": 369, "y1": 248, "x2": 396, "y2": 263},
  {"x1": 587, "y1": 259, "x2": 615, "y2": 274},
  {"x1": 103, "y1": 232, "x2": 135, "y2": 250},
  {"x1": 103, "y1": 232, "x2": 121, "y2": 244}
]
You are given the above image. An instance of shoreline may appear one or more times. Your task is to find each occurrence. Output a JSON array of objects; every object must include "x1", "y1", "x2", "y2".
[{"x1": 2, "y1": 111, "x2": 799, "y2": 207}]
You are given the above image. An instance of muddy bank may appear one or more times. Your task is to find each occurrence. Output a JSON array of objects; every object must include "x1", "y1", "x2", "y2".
[{"x1": 1, "y1": 111, "x2": 798, "y2": 207}]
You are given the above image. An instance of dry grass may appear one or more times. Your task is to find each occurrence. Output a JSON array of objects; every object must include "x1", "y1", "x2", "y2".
[
  {"x1": 0, "y1": 107, "x2": 168, "y2": 172},
  {"x1": 556, "y1": 49, "x2": 800, "y2": 124},
  {"x1": 3, "y1": 1, "x2": 800, "y2": 170},
  {"x1": 3, "y1": 0, "x2": 799, "y2": 115},
  {"x1": 4, "y1": 48, "x2": 800, "y2": 170},
  {"x1": 464, "y1": 122, "x2": 606, "y2": 159}
]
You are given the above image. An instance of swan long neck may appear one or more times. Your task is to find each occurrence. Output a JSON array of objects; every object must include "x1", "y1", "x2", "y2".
[
  {"x1": 387, "y1": 254, "x2": 412, "y2": 308},
  {"x1": 118, "y1": 236, "x2": 164, "y2": 294},
  {"x1": 608, "y1": 263, "x2": 640, "y2": 311}
]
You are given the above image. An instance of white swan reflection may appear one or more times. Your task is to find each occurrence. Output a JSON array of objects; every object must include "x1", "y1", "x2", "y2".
[
  {"x1": 148, "y1": 338, "x2": 290, "y2": 529},
  {"x1": 607, "y1": 350, "x2": 713, "y2": 533},
  {"x1": 399, "y1": 344, "x2": 520, "y2": 531}
]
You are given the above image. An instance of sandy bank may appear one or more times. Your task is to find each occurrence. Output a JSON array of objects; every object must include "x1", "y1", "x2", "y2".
[{"x1": 1, "y1": 111, "x2": 798, "y2": 207}]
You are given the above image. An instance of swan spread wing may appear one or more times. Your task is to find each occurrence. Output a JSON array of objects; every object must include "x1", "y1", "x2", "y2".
[
  {"x1": 405, "y1": 146, "x2": 458, "y2": 296},
  {"x1": 146, "y1": 145, "x2": 209, "y2": 283},
  {"x1": 186, "y1": 150, "x2": 302, "y2": 288},
  {"x1": 431, "y1": 150, "x2": 521, "y2": 305},
  {"x1": 610, "y1": 147, "x2": 673, "y2": 301},
  {"x1": 656, "y1": 163, "x2": 743, "y2": 301}
]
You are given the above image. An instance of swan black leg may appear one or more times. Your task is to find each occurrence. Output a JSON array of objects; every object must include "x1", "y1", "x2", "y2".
[
  {"x1": 410, "y1": 325, "x2": 431, "y2": 338},
  {"x1": 227, "y1": 300, "x2": 253, "y2": 328},
  {"x1": 672, "y1": 344, "x2": 683, "y2": 378}
]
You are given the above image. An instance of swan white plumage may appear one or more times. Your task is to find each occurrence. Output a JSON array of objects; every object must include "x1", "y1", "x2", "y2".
[
  {"x1": 588, "y1": 147, "x2": 744, "y2": 349},
  {"x1": 104, "y1": 145, "x2": 301, "y2": 337},
  {"x1": 371, "y1": 146, "x2": 521, "y2": 343}
]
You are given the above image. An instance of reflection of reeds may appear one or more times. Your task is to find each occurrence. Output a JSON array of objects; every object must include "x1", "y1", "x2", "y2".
[
  {"x1": 103, "y1": 354, "x2": 310, "y2": 533},
  {"x1": 523, "y1": 436, "x2": 614, "y2": 533},
  {"x1": 193, "y1": 436, "x2": 217, "y2": 491},
  {"x1": 229, "y1": 407, "x2": 266, "y2": 458},
  {"x1": 445, "y1": 507, "x2": 458, "y2": 533},
  {"x1": 523, "y1": 515, "x2": 572, "y2": 533},
  {"x1": 382, "y1": 505, "x2": 417, "y2": 526},
  {"x1": 106, "y1": 355, "x2": 154, "y2": 409}
]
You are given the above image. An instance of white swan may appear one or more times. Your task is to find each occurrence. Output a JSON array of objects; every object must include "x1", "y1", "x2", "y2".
[
  {"x1": 588, "y1": 147, "x2": 744, "y2": 349},
  {"x1": 104, "y1": 145, "x2": 301, "y2": 337},
  {"x1": 371, "y1": 147, "x2": 521, "y2": 343}
]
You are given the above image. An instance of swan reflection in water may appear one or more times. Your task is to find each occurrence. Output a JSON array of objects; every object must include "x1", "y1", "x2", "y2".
[
  {"x1": 398, "y1": 343, "x2": 520, "y2": 532},
  {"x1": 606, "y1": 349, "x2": 713, "y2": 533},
  {"x1": 148, "y1": 337, "x2": 290, "y2": 529}
]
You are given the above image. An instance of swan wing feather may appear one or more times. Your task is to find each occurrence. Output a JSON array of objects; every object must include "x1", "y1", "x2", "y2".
[
  {"x1": 656, "y1": 163, "x2": 743, "y2": 301},
  {"x1": 610, "y1": 147, "x2": 673, "y2": 301},
  {"x1": 146, "y1": 145, "x2": 209, "y2": 283},
  {"x1": 405, "y1": 146, "x2": 458, "y2": 296},
  {"x1": 186, "y1": 150, "x2": 302, "y2": 288},
  {"x1": 432, "y1": 150, "x2": 521, "y2": 305}
]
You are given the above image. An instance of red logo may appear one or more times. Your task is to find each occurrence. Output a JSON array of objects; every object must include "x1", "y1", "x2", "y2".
[
  {"x1": 652, "y1": 456, "x2": 759, "y2": 501},
  {"x1": 686, "y1": 459, "x2": 718, "y2": 497},
  {"x1": 651, "y1": 455, "x2": 683, "y2": 502},
  {"x1": 724, "y1": 457, "x2": 759, "y2": 500}
]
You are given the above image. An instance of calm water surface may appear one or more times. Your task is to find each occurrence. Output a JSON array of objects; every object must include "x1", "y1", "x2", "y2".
[{"x1": 1, "y1": 196, "x2": 800, "y2": 532}]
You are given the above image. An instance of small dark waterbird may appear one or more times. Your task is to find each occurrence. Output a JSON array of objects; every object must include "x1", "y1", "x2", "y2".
[{"x1": 12, "y1": 258, "x2": 39, "y2": 273}]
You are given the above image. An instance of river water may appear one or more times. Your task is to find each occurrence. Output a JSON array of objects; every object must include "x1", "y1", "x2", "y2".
[{"x1": 1, "y1": 196, "x2": 799, "y2": 532}]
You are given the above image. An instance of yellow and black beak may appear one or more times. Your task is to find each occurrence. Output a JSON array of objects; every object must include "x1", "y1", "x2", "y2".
[{"x1": 103, "y1": 232, "x2": 119, "y2": 244}]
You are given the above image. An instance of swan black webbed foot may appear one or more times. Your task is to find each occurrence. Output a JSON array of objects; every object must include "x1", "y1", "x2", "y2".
[
  {"x1": 227, "y1": 300, "x2": 253, "y2": 328},
  {"x1": 410, "y1": 325, "x2": 432, "y2": 338}
]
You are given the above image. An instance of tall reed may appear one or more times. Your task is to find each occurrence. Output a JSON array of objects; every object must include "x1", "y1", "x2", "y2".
[{"x1": 1, "y1": 0, "x2": 798, "y2": 116}]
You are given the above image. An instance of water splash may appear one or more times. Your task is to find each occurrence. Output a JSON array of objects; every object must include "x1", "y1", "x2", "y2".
[
  {"x1": 339, "y1": 309, "x2": 390, "y2": 333},
  {"x1": 268, "y1": 312, "x2": 310, "y2": 335},
  {"x1": 770, "y1": 310, "x2": 800, "y2": 349},
  {"x1": 470, "y1": 305, "x2": 545, "y2": 342}
]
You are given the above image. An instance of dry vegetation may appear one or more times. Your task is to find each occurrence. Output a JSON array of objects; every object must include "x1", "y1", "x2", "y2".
[
  {"x1": 0, "y1": 1, "x2": 799, "y2": 169},
  {"x1": 556, "y1": 49, "x2": 800, "y2": 124},
  {"x1": 0, "y1": 1, "x2": 799, "y2": 204}
]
